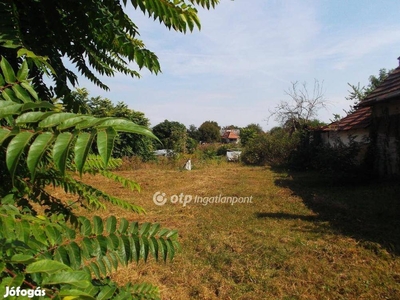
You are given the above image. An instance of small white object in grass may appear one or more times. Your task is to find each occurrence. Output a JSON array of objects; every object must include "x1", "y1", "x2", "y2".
[{"x1": 184, "y1": 159, "x2": 192, "y2": 171}]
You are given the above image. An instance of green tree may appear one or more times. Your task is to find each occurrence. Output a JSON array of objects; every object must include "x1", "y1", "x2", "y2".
[
  {"x1": 188, "y1": 124, "x2": 201, "y2": 141},
  {"x1": 153, "y1": 120, "x2": 188, "y2": 153},
  {"x1": 222, "y1": 124, "x2": 239, "y2": 130},
  {"x1": 75, "y1": 89, "x2": 155, "y2": 160},
  {"x1": 186, "y1": 137, "x2": 198, "y2": 154},
  {"x1": 346, "y1": 68, "x2": 393, "y2": 113},
  {"x1": 240, "y1": 123, "x2": 263, "y2": 147},
  {"x1": 0, "y1": 0, "x2": 219, "y2": 109},
  {"x1": 199, "y1": 121, "x2": 221, "y2": 143}
]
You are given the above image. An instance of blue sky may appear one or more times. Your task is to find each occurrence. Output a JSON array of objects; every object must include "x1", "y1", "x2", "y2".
[{"x1": 76, "y1": 0, "x2": 400, "y2": 130}]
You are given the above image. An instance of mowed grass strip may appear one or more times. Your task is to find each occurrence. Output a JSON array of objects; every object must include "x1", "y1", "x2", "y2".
[{"x1": 67, "y1": 161, "x2": 400, "y2": 299}]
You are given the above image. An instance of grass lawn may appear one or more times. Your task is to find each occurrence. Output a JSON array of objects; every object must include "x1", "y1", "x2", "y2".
[{"x1": 63, "y1": 159, "x2": 400, "y2": 299}]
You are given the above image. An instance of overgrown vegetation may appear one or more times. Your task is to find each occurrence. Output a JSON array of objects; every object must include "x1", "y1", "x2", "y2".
[
  {"x1": 346, "y1": 68, "x2": 393, "y2": 113},
  {"x1": 241, "y1": 128, "x2": 300, "y2": 166},
  {"x1": 242, "y1": 126, "x2": 367, "y2": 180}
]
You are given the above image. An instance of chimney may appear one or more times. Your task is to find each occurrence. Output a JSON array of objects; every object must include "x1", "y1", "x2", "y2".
[{"x1": 398, "y1": 56, "x2": 400, "y2": 66}]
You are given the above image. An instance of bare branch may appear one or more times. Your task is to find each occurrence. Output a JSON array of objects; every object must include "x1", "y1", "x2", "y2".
[{"x1": 268, "y1": 79, "x2": 327, "y2": 131}]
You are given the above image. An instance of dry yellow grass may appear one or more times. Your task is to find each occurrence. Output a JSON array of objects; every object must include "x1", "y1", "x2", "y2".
[{"x1": 56, "y1": 159, "x2": 400, "y2": 299}]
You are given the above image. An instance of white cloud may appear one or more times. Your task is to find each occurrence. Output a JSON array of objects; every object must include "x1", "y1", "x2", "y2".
[
  {"x1": 151, "y1": 0, "x2": 322, "y2": 78},
  {"x1": 311, "y1": 26, "x2": 400, "y2": 70},
  {"x1": 75, "y1": 0, "x2": 400, "y2": 130}
]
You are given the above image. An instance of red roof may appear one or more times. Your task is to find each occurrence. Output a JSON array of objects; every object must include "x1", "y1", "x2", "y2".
[
  {"x1": 360, "y1": 65, "x2": 400, "y2": 106},
  {"x1": 222, "y1": 131, "x2": 239, "y2": 139},
  {"x1": 322, "y1": 107, "x2": 371, "y2": 131}
]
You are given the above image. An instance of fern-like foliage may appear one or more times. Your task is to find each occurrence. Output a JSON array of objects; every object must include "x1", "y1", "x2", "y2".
[
  {"x1": 0, "y1": 56, "x2": 180, "y2": 299},
  {"x1": 0, "y1": 0, "x2": 219, "y2": 105},
  {"x1": 0, "y1": 56, "x2": 154, "y2": 216},
  {"x1": 0, "y1": 204, "x2": 179, "y2": 299}
]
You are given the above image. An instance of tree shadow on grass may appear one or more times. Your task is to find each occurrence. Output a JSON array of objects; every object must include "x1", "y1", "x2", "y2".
[{"x1": 271, "y1": 168, "x2": 400, "y2": 255}]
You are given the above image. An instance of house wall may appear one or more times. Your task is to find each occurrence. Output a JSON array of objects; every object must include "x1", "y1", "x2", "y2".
[
  {"x1": 370, "y1": 101, "x2": 400, "y2": 176},
  {"x1": 321, "y1": 129, "x2": 369, "y2": 146},
  {"x1": 222, "y1": 138, "x2": 239, "y2": 144}
]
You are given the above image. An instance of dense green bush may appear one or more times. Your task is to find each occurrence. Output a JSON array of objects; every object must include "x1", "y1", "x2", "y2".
[
  {"x1": 186, "y1": 137, "x2": 198, "y2": 154},
  {"x1": 202, "y1": 147, "x2": 218, "y2": 160},
  {"x1": 311, "y1": 136, "x2": 363, "y2": 176},
  {"x1": 287, "y1": 130, "x2": 365, "y2": 178},
  {"x1": 216, "y1": 144, "x2": 230, "y2": 156},
  {"x1": 240, "y1": 123, "x2": 263, "y2": 147},
  {"x1": 241, "y1": 134, "x2": 270, "y2": 165},
  {"x1": 242, "y1": 129, "x2": 300, "y2": 166},
  {"x1": 287, "y1": 130, "x2": 320, "y2": 170}
]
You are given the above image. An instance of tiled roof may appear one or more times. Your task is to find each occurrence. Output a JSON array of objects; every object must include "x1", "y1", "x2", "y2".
[
  {"x1": 222, "y1": 131, "x2": 239, "y2": 139},
  {"x1": 360, "y1": 65, "x2": 400, "y2": 107},
  {"x1": 322, "y1": 107, "x2": 371, "y2": 131}
]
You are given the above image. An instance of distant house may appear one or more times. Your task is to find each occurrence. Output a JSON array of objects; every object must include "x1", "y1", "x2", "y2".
[
  {"x1": 357, "y1": 58, "x2": 400, "y2": 176},
  {"x1": 221, "y1": 129, "x2": 240, "y2": 144}
]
